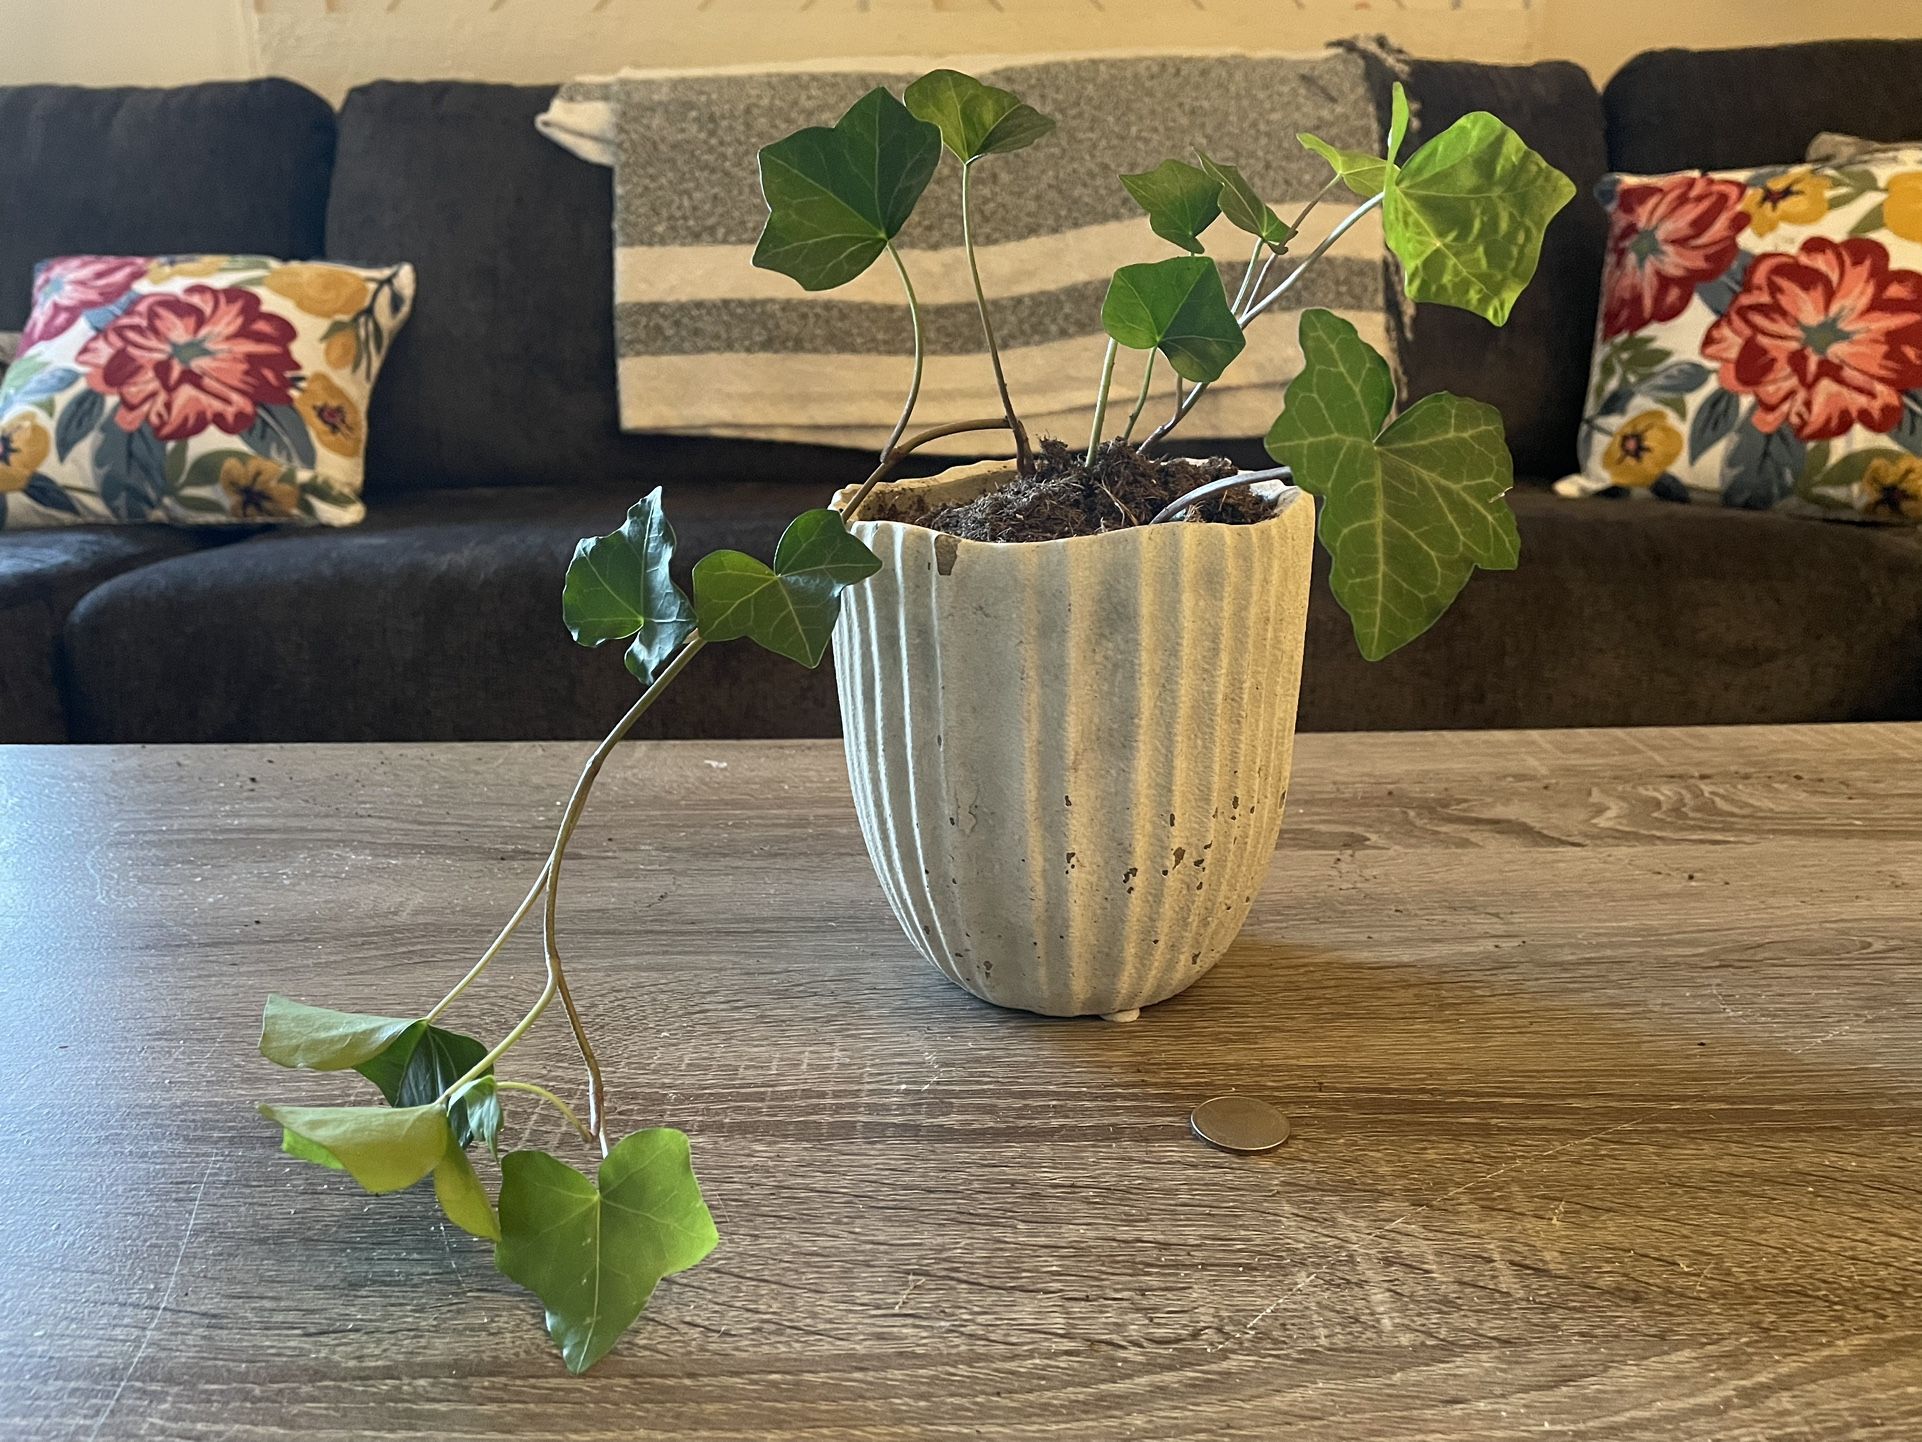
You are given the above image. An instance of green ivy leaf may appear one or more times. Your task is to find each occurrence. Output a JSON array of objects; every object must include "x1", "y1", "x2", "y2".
[
  {"x1": 495, "y1": 1129, "x2": 719, "y2": 1375},
  {"x1": 452, "y1": 1075, "x2": 505, "y2": 1158},
  {"x1": 752, "y1": 88, "x2": 942, "y2": 292},
  {"x1": 1265, "y1": 309, "x2": 1518, "y2": 661},
  {"x1": 1385, "y1": 111, "x2": 1574, "y2": 325},
  {"x1": 261, "y1": 1102, "x2": 452, "y2": 1194},
  {"x1": 1121, "y1": 160, "x2": 1221, "y2": 255},
  {"x1": 435, "y1": 1139, "x2": 500, "y2": 1241},
  {"x1": 903, "y1": 69, "x2": 1054, "y2": 161},
  {"x1": 1196, "y1": 152, "x2": 1293, "y2": 251},
  {"x1": 1297, "y1": 134, "x2": 1391, "y2": 200},
  {"x1": 355, "y1": 1022, "x2": 494, "y2": 1150},
  {"x1": 562, "y1": 489, "x2": 694, "y2": 664},
  {"x1": 692, "y1": 508, "x2": 881, "y2": 667},
  {"x1": 259, "y1": 995, "x2": 416, "y2": 1071},
  {"x1": 1299, "y1": 81, "x2": 1410, "y2": 201},
  {"x1": 1100, "y1": 256, "x2": 1246, "y2": 384}
]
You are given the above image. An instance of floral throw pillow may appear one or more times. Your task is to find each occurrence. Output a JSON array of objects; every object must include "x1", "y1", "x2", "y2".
[
  {"x1": 1559, "y1": 153, "x2": 1922, "y2": 522},
  {"x1": 0, "y1": 255, "x2": 414, "y2": 529}
]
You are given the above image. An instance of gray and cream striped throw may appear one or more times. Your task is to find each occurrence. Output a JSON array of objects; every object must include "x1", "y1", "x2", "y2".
[{"x1": 540, "y1": 50, "x2": 1392, "y2": 454}]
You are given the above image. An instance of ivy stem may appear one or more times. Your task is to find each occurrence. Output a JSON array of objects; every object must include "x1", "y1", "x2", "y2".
[
  {"x1": 540, "y1": 635, "x2": 709, "y2": 1155},
  {"x1": 877, "y1": 243, "x2": 925, "y2": 464},
  {"x1": 497, "y1": 1080, "x2": 596, "y2": 1148},
  {"x1": 1229, "y1": 235, "x2": 1264, "y2": 314},
  {"x1": 423, "y1": 857, "x2": 550, "y2": 1024},
  {"x1": 1086, "y1": 338, "x2": 1118, "y2": 468},
  {"x1": 437, "y1": 635, "x2": 709, "y2": 1130},
  {"x1": 961, "y1": 161, "x2": 1032, "y2": 476},
  {"x1": 1140, "y1": 190, "x2": 1385, "y2": 455},
  {"x1": 1119, "y1": 350, "x2": 1157, "y2": 446},
  {"x1": 837, "y1": 415, "x2": 1011, "y2": 522}
]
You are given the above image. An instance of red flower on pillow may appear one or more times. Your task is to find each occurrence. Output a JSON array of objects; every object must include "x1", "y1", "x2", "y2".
[
  {"x1": 1601, "y1": 175, "x2": 1750, "y2": 337},
  {"x1": 1703, "y1": 236, "x2": 1922, "y2": 441},
  {"x1": 19, "y1": 255, "x2": 149, "y2": 348},
  {"x1": 78, "y1": 285, "x2": 299, "y2": 441}
]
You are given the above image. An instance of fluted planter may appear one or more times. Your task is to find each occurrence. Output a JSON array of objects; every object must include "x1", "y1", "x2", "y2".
[{"x1": 832, "y1": 460, "x2": 1315, "y2": 1020}]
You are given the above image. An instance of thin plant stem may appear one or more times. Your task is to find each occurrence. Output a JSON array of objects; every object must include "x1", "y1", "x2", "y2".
[
  {"x1": 540, "y1": 635, "x2": 709, "y2": 1154},
  {"x1": 1141, "y1": 191, "x2": 1385, "y2": 454},
  {"x1": 438, "y1": 635, "x2": 708, "y2": 1120},
  {"x1": 961, "y1": 161, "x2": 1031, "y2": 475},
  {"x1": 1119, "y1": 350, "x2": 1157, "y2": 446},
  {"x1": 1229, "y1": 235, "x2": 1264, "y2": 314},
  {"x1": 878, "y1": 243, "x2": 925, "y2": 464},
  {"x1": 837, "y1": 415, "x2": 1010, "y2": 522},
  {"x1": 497, "y1": 1080, "x2": 596, "y2": 1148},
  {"x1": 1241, "y1": 190, "x2": 1385, "y2": 323},
  {"x1": 424, "y1": 856, "x2": 550, "y2": 1023},
  {"x1": 1086, "y1": 338, "x2": 1118, "y2": 468}
]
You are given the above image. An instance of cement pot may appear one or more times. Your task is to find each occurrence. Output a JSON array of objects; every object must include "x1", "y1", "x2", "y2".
[{"x1": 832, "y1": 460, "x2": 1314, "y2": 1020}]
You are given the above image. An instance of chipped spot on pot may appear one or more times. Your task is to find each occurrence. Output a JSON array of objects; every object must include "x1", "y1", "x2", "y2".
[
  {"x1": 935, "y1": 532, "x2": 960, "y2": 576},
  {"x1": 1172, "y1": 847, "x2": 1185, "y2": 864},
  {"x1": 1121, "y1": 866, "x2": 1138, "y2": 884}
]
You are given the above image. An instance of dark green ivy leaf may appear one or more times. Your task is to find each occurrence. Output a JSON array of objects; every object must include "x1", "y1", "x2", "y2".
[
  {"x1": 692, "y1": 508, "x2": 882, "y2": 667},
  {"x1": 355, "y1": 1021, "x2": 493, "y2": 1150},
  {"x1": 495, "y1": 1129, "x2": 719, "y2": 1374},
  {"x1": 1265, "y1": 308, "x2": 1518, "y2": 661},
  {"x1": 903, "y1": 69, "x2": 1054, "y2": 161},
  {"x1": 752, "y1": 88, "x2": 942, "y2": 292},
  {"x1": 1100, "y1": 255, "x2": 1246, "y2": 383},
  {"x1": 1196, "y1": 152, "x2": 1293, "y2": 251},
  {"x1": 562, "y1": 489, "x2": 695, "y2": 686},
  {"x1": 1120, "y1": 159, "x2": 1221, "y2": 255}
]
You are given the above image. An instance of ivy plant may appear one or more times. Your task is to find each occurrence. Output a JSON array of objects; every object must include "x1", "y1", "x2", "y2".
[{"x1": 256, "y1": 71, "x2": 1571, "y2": 1373}]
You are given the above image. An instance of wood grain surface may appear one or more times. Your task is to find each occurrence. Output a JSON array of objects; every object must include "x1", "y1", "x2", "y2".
[{"x1": 1, "y1": 725, "x2": 1918, "y2": 1441}]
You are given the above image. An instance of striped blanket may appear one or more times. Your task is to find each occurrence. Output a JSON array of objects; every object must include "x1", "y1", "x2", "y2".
[{"x1": 539, "y1": 50, "x2": 1392, "y2": 454}]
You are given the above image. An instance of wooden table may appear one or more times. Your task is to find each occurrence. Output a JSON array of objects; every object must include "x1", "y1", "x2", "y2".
[{"x1": 2, "y1": 727, "x2": 1919, "y2": 1440}]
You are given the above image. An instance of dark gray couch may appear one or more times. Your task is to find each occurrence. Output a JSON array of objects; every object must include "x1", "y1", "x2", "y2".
[{"x1": 6, "y1": 41, "x2": 1922, "y2": 744}]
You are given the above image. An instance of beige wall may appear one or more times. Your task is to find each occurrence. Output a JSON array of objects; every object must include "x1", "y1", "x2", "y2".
[{"x1": 0, "y1": 0, "x2": 1917, "y2": 95}]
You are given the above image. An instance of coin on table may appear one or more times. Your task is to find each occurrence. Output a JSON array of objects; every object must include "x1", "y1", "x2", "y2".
[{"x1": 1189, "y1": 1095, "x2": 1290, "y2": 1154}]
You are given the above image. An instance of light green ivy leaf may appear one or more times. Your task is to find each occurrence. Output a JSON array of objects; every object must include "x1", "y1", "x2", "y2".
[
  {"x1": 752, "y1": 88, "x2": 942, "y2": 292},
  {"x1": 1196, "y1": 152, "x2": 1293, "y2": 251},
  {"x1": 261, "y1": 1102, "x2": 452, "y2": 1194},
  {"x1": 1121, "y1": 159, "x2": 1221, "y2": 255},
  {"x1": 903, "y1": 69, "x2": 1054, "y2": 161},
  {"x1": 1385, "y1": 110, "x2": 1574, "y2": 325},
  {"x1": 259, "y1": 995, "x2": 417, "y2": 1071},
  {"x1": 495, "y1": 1129, "x2": 719, "y2": 1374},
  {"x1": 692, "y1": 508, "x2": 881, "y2": 667},
  {"x1": 1100, "y1": 256, "x2": 1246, "y2": 384},
  {"x1": 435, "y1": 1140, "x2": 500, "y2": 1241},
  {"x1": 1265, "y1": 308, "x2": 1518, "y2": 661},
  {"x1": 1298, "y1": 81, "x2": 1411, "y2": 201}
]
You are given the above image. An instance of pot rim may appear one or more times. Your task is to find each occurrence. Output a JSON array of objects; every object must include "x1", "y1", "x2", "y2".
[{"x1": 834, "y1": 458, "x2": 1307, "y2": 554}]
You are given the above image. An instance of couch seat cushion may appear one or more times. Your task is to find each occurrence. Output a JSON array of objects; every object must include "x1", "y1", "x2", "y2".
[
  {"x1": 0, "y1": 526, "x2": 236, "y2": 740},
  {"x1": 62, "y1": 483, "x2": 1922, "y2": 743},
  {"x1": 62, "y1": 482, "x2": 840, "y2": 742},
  {"x1": 1298, "y1": 488, "x2": 1922, "y2": 730}
]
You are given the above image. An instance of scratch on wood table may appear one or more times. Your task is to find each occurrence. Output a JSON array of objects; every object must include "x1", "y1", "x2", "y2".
[{"x1": 1, "y1": 725, "x2": 1919, "y2": 1440}]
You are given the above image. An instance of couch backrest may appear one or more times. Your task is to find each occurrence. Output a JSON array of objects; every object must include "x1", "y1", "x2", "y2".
[
  {"x1": 0, "y1": 79, "x2": 335, "y2": 330},
  {"x1": 1606, "y1": 39, "x2": 1922, "y2": 174}
]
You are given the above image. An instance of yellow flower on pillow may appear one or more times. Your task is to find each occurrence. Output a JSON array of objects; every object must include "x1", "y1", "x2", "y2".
[
  {"x1": 323, "y1": 327, "x2": 360, "y2": 370},
  {"x1": 147, "y1": 255, "x2": 225, "y2": 284},
  {"x1": 0, "y1": 413, "x2": 50, "y2": 492},
  {"x1": 1602, "y1": 410, "x2": 1683, "y2": 487},
  {"x1": 1854, "y1": 453, "x2": 1922, "y2": 520},
  {"x1": 1884, "y1": 173, "x2": 1922, "y2": 244},
  {"x1": 264, "y1": 263, "x2": 371, "y2": 318},
  {"x1": 219, "y1": 454, "x2": 302, "y2": 519},
  {"x1": 296, "y1": 373, "x2": 366, "y2": 458},
  {"x1": 1741, "y1": 169, "x2": 1831, "y2": 236}
]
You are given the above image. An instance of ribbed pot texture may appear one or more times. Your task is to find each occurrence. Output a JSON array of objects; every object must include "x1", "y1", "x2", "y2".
[{"x1": 833, "y1": 461, "x2": 1315, "y2": 1019}]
